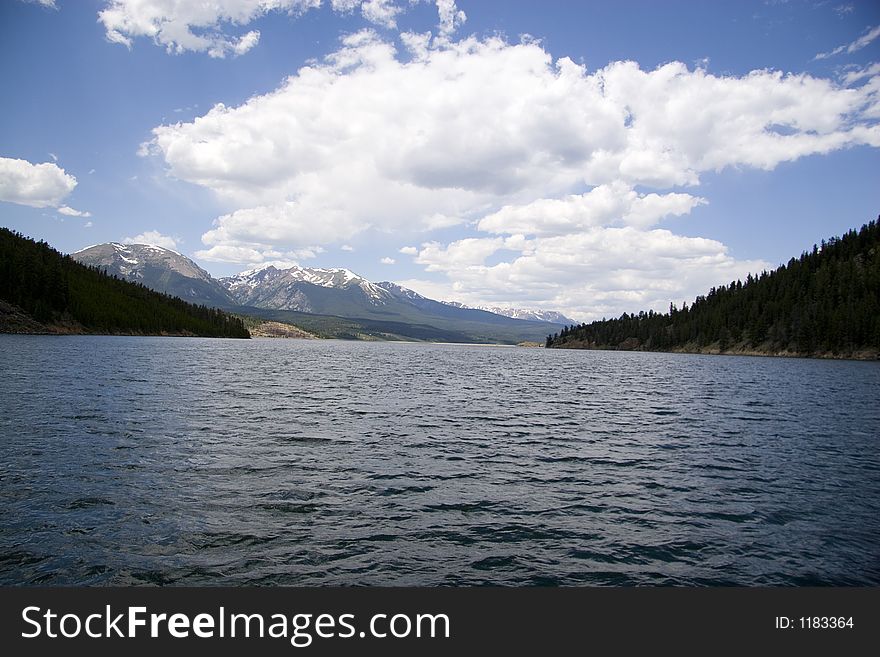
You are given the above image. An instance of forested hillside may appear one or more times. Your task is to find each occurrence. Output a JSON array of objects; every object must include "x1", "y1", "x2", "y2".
[
  {"x1": 547, "y1": 218, "x2": 880, "y2": 359},
  {"x1": 0, "y1": 228, "x2": 249, "y2": 338}
]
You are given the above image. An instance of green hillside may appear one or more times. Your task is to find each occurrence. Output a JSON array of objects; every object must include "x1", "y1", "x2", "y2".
[
  {"x1": 0, "y1": 228, "x2": 250, "y2": 338},
  {"x1": 547, "y1": 218, "x2": 880, "y2": 359}
]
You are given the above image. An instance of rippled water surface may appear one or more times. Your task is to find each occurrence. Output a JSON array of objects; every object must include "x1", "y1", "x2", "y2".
[{"x1": 1, "y1": 335, "x2": 878, "y2": 586}]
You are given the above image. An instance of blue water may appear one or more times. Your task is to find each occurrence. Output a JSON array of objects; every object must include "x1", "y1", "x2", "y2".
[{"x1": 0, "y1": 335, "x2": 878, "y2": 585}]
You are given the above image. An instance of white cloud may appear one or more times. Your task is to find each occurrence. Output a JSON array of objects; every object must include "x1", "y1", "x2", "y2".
[
  {"x1": 98, "y1": 0, "x2": 321, "y2": 57},
  {"x1": 394, "y1": 277, "x2": 459, "y2": 302},
  {"x1": 58, "y1": 205, "x2": 92, "y2": 217},
  {"x1": 193, "y1": 244, "x2": 267, "y2": 263},
  {"x1": 98, "y1": 0, "x2": 407, "y2": 56},
  {"x1": 330, "y1": 0, "x2": 402, "y2": 27},
  {"x1": 436, "y1": 0, "x2": 466, "y2": 38},
  {"x1": 123, "y1": 230, "x2": 179, "y2": 250},
  {"x1": 84, "y1": 221, "x2": 94, "y2": 228},
  {"x1": 815, "y1": 24, "x2": 880, "y2": 60},
  {"x1": 22, "y1": 0, "x2": 57, "y2": 8},
  {"x1": 477, "y1": 182, "x2": 706, "y2": 235},
  {"x1": 399, "y1": 245, "x2": 418, "y2": 255},
  {"x1": 411, "y1": 228, "x2": 771, "y2": 322},
  {"x1": 330, "y1": 0, "x2": 360, "y2": 10},
  {"x1": 341, "y1": 244, "x2": 354, "y2": 251},
  {"x1": 194, "y1": 243, "x2": 322, "y2": 263},
  {"x1": 141, "y1": 33, "x2": 880, "y2": 316},
  {"x1": 145, "y1": 34, "x2": 879, "y2": 245},
  {"x1": 359, "y1": 0, "x2": 401, "y2": 29},
  {"x1": 842, "y1": 62, "x2": 880, "y2": 86},
  {"x1": 231, "y1": 30, "x2": 260, "y2": 56},
  {"x1": 380, "y1": 256, "x2": 396, "y2": 264},
  {"x1": 0, "y1": 156, "x2": 77, "y2": 208},
  {"x1": 164, "y1": 37, "x2": 874, "y2": 194}
]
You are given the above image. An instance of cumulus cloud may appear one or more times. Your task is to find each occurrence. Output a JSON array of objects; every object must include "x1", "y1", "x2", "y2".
[
  {"x1": 141, "y1": 32, "x2": 880, "y2": 317},
  {"x1": 359, "y1": 0, "x2": 401, "y2": 29},
  {"x1": 436, "y1": 0, "x2": 466, "y2": 38},
  {"x1": 477, "y1": 182, "x2": 706, "y2": 235},
  {"x1": 0, "y1": 156, "x2": 77, "y2": 208},
  {"x1": 194, "y1": 242, "x2": 322, "y2": 263},
  {"x1": 123, "y1": 230, "x2": 179, "y2": 249},
  {"x1": 145, "y1": 33, "x2": 879, "y2": 238},
  {"x1": 193, "y1": 244, "x2": 269, "y2": 263},
  {"x1": 815, "y1": 24, "x2": 880, "y2": 60},
  {"x1": 98, "y1": 0, "x2": 409, "y2": 56},
  {"x1": 399, "y1": 245, "x2": 418, "y2": 255},
  {"x1": 231, "y1": 30, "x2": 260, "y2": 56},
  {"x1": 380, "y1": 256, "x2": 396, "y2": 264},
  {"x1": 99, "y1": 0, "x2": 318, "y2": 57},
  {"x1": 410, "y1": 229, "x2": 770, "y2": 322},
  {"x1": 58, "y1": 205, "x2": 92, "y2": 217},
  {"x1": 331, "y1": 0, "x2": 403, "y2": 29}
]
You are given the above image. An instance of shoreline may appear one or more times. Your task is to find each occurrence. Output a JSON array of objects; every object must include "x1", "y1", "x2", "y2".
[
  {"x1": 0, "y1": 299, "x2": 249, "y2": 339},
  {"x1": 549, "y1": 341, "x2": 880, "y2": 362}
]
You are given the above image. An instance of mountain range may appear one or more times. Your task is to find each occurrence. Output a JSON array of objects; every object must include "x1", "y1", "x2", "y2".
[
  {"x1": 72, "y1": 243, "x2": 568, "y2": 343},
  {"x1": 441, "y1": 301, "x2": 573, "y2": 324}
]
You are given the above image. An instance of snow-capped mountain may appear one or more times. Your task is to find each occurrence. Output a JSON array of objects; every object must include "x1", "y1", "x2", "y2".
[
  {"x1": 375, "y1": 281, "x2": 428, "y2": 301},
  {"x1": 69, "y1": 243, "x2": 566, "y2": 342},
  {"x1": 72, "y1": 242, "x2": 235, "y2": 306},
  {"x1": 217, "y1": 264, "x2": 565, "y2": 340},
  {"x1": 219, "y1": 263, "x2": 391, "y2": 311},
  {"x1": 443, "y1": 301, "x2": 574, "y2": 325}
]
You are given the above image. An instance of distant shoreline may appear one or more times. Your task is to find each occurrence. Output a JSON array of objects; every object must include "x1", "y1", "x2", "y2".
[
  {"x1": 4, "y1": 326, "x2": 878, "y2": 359},
  {"x1": 550, "y1": 340, "x2": 880, "y2": 362}
]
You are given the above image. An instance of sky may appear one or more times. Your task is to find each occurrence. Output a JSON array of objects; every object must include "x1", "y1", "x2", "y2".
[{"x1": 1, "y1": 0, "x2": 878, "y2": 321}]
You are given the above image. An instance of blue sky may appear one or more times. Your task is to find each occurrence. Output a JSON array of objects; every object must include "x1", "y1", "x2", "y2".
[{"x1": 1, "y1": 0, "x2": 878, "y2": 320}]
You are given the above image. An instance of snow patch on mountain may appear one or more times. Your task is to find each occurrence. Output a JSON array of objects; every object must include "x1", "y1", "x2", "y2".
[
  {"x1": 376, "y1": 281, "x2": 426, "y2": 301},
  {"x1": 71, "y1": 242, "x2": 231, "y2": 304},
  {"x1": 443, "y1": 301, "x2": 574, "y2": 324},
  {"x1": 222, "y1": 264, "x2": 391, "y2": 302}
]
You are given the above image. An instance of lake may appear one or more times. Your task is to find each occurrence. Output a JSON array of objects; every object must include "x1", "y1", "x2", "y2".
[{"x1": 1, "y1": 335, "x2": 878, "y2": 586}]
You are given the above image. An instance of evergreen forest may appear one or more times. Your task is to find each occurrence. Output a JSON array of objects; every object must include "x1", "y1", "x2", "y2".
[{"x1": 0, "y1": 228, "x2": 250, "y2": 338}]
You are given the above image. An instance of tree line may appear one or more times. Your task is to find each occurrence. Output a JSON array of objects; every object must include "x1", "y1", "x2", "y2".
[
  {"x1": 0, "y1": 227, "x2": 250, "y2": 338},
  {"x1": 547, "y1": 218, "x2": 880, "y2": 357}
]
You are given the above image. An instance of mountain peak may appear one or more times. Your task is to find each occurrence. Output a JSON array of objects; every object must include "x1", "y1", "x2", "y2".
[
  {"x1": 219, "y1": 263, "x2": 390, "y2": 309},
  {"x1": 234, "y1": 262, "x2": 283, "y2": 279},
  {"x1": 376, "y1": 281, "x2": 426, "y2": 301},
  {"x1": 75, "y1": 241, "x2": 184, "y2": 258},
  {"x1": 74, "y1": 242, "x2": 203, "y2": 277},
  {"x1": 71, "y1": 242, "x2": 233, "y2": 306}
]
